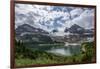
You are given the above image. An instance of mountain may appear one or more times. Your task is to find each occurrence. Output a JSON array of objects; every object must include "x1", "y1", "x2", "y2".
[
  {"x1": 64, "y1": 28, "x2": 68, "y2": 32},
  {"x1": 15, "y1": 24, "x2": 94, "y2": 43},
  {"x1": 15, "y1": 24, "x2": 54, "y2": 43},
  {"x1": 68, "y1": 24, "x2": 85, "y2": 34},
  {"x1": 84, "y1": 29, "x2": 94, "y2": 33},
  {"x1": 16, "y1": 24, "x2": 49, "y2": 36},
  {"x1": 65, "y1": 24, "x2": 94, "y2": 34},
  {"x1": 52, "y1": 29, "x2": 58, "y2": 33},
  {"x1": 17, "y1": 33, "x2": 53, "y2": 43}
]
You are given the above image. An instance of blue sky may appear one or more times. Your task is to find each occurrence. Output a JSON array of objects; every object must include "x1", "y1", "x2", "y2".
[{"x1": 15, "y1": 3, "x2": 95, "y2": 34}]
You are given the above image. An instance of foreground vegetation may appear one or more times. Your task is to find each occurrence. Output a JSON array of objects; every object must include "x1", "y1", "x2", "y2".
[{"x1": 15, "y1": 40, "x2": 95, "y2": 67}]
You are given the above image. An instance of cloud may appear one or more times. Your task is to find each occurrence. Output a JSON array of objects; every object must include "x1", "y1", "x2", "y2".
[
  {"x1": 72, "y1": 9, "x2": 94, "y2": 29},
  {"x1": 15, "y1": 3, "x2": 95, "y2": 36},
  {"x1": 70, "y1": 8, "x2": 83, "y2": 19}
]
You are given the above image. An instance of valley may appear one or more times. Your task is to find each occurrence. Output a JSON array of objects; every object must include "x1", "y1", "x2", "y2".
[{"x1": 15, "y1": 23, "x2": 95, "y2": 67}]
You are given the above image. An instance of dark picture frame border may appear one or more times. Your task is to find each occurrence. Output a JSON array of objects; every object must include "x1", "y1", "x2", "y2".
[{"x1": 10, "y1": 0, "x2": 97, "y2": 68}]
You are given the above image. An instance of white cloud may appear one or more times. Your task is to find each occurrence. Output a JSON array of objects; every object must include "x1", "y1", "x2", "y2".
[
  {"x1": 70, "y1": 8, "x2": 83, "y2": 19},
  {"x1": 15, "y1": 3, "x2": 95, "y2": 36},
  {"x1": 72, "y1": 9, "x2": 94, "y2": 29}
]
